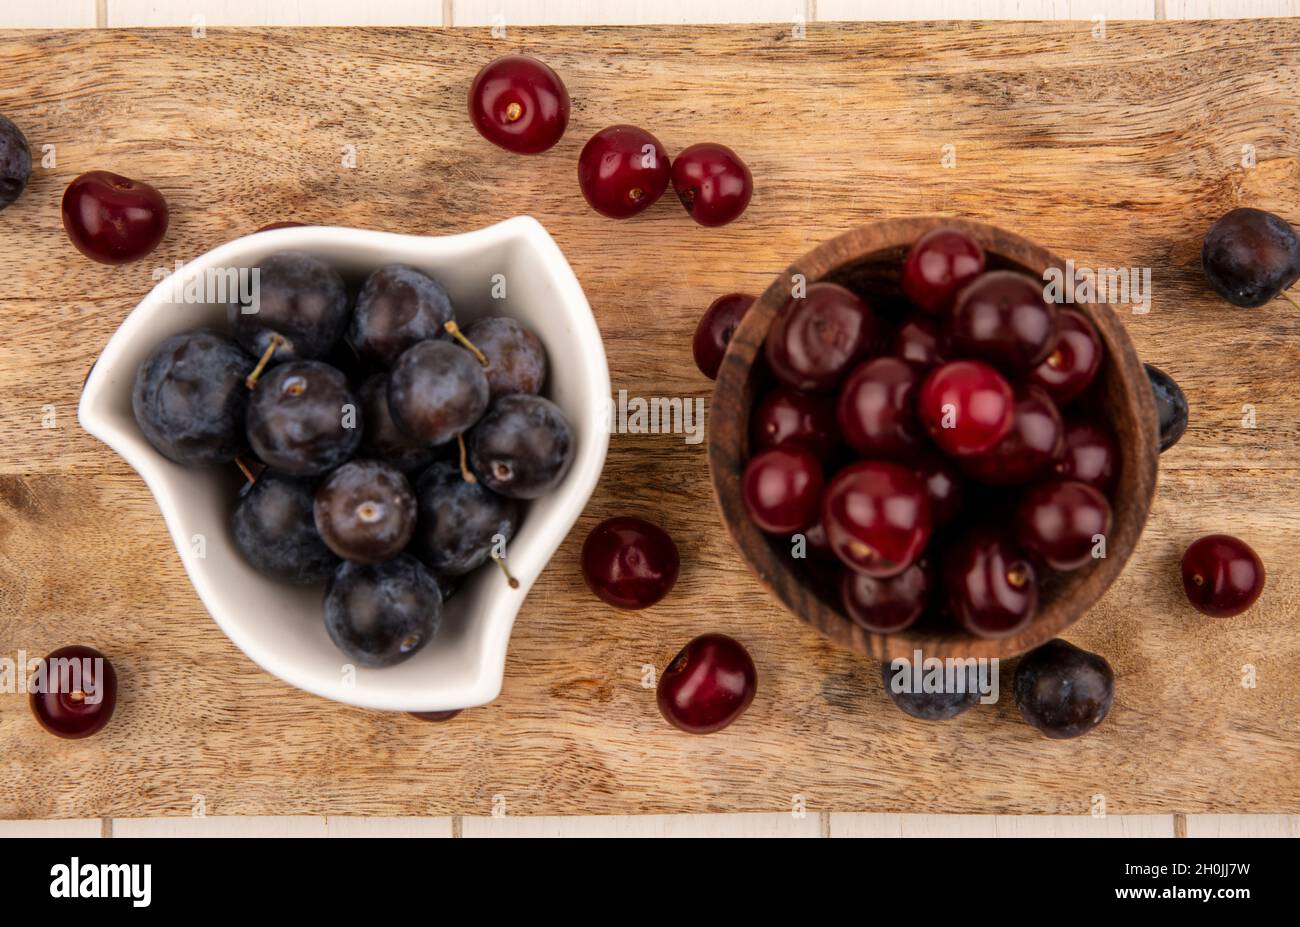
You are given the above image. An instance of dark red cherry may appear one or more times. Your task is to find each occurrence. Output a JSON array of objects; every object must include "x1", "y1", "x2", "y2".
[
  {"x1": 900, "y1": 227, "x2": 985, "y2": 314},
  {"x1": 577, "y1": 125, "x2": 670, "y2": 219},
  {"x1": 836, "y1": 357, "x2": 923, "y2": 459},
  {"x1": 657, "y1": 634, "x2": 757, "y2": 734},
  {"x1": 917, "y1": 360, "x2": 1015, "y2": 457},
  {"x1": 892, "y1": 315, "x2": 949, "y2": 370},
  {"x1": 944, "y1": 529, "x2": 1038, "y2": 639},
  {"x1": 29, "y1": 645, "x2": 117, "y2": 739},
  {"x1": 913, "y1": 452, "x2": 964, "y2": 528},
  {"x1": 822, "y1": 460, "x2": 931, "y2": 578},
  {"x1": 670, "y1": 142, "x2": 752, "y2": 227},
  {"x1": 751, "y1": 387, "x2": 838, "y2": 457},
  {"x1": 961, "y1": 385, "x2": 1064, "y2": 486},
  {"x1": 765, "y1": 282, "x2": 875, "y2": 392},
  {"x1": 468, "y1": 55, "x2": 570, "y2": 154},
  {"x1": 742, "y1": 446, "x2": 823, "y2": 535},
  {"x1": 693, "y1": 292, "x2": 754, "y2": 379},
  {"x1": 1181, "y1": 534, "x2": 1265, "y2": 617},
  {"x1": 581, "y1": 516, "x2": 680, "y2": 610},
  {"x1": 62, "y1": 170, "x2": 168, "y2": 264},
  {"x1": 840, "y1": 562, "x2": 928, "y2": 633},
  {"x1": 1014, "y1": 479, "x2": 1112, "y2": 571},
  {"x1": 1030, "y1": 308, "x2": 1103, "y2": 404},
  {"x1": 1054, "y1": 419, "x2": 1118, "y2": 494},
  {"x1": 410, "y1": 710, "x2": 462, "y2": 722},
  {"x1": 949, "y1": 271, "x2": 1059, "y2": 373},
  {"x1": 801, "y1": 520, "x2": 833, "y2": 559}
]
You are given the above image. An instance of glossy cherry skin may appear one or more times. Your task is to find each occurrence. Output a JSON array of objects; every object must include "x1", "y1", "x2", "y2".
[
  {"x1": 822, "y1": 460, "x2": 932, "y2": 578},
  {"x1": 670, "y1": 143, "x2": 752, "y2": 227},
  {"x1": 961, "y1": 385, "x2": 1064, "y2": 486},
  {"x1": 900, "y1": 227, "x2": 986, "y2": 314},
  {"x1": 742, "y1": 446, "x2": 823, "y2": 535},
  {"x1": 693, "y1": 293, "x2": 754, "y2": 379},
  {"x1": 1181, "y1": 534, "x2": 1265, "y2": 617},
  {"x1": 914, "y1": 452, "x2": 964, "y2": 528},
  {"x1": 949, "y1": 271, "x2": 1059, "y2": 373},
  {"x1": 751, "y1": 387, "x2": 838, "y2": 457},
  {"x1": 62, "y1": 170, "x2": 168, "y2": 264},
  {"x1": 917, "y1": 360, "x2": 1015, "y2": 457},
  {"x1": 1054, "y1": 419, "x2": 1118, "y2": 494},
  {"x1": 657, "y1": 634, "x2": 757, "y2": 734},
  {"x1": 836, "y1": 357, "x2": 923, "y2": 459},
  {"x1": 578, "y1": 125, "x2": 670, "y2": 219},
  {"x1": 944, "y1": 529, "x2": 1038, "y2": 639},
  {"x1": 581, "y1": 516, "x2": 680, "y2": 609},
  {"x1": 1014, "y1": 479, "x2": 1112, "y2": 571},
  {"x1": 468, "y1": 55, "x2": 570, "y2": 154},
  {"x1": 29, "y1": 645, "x2": 117, "y2": 739},
  {"x1": 892, "y1": 315, "x2": 949, "y2": 370},
  {"x1": 1029, "y1": 308, "x2": 1102, "y2": 404},
  {"x1": 840, "y1": 562, "x2": 928, "y2": 633},
  {"x1": 765, "y1": 282, "x2": 875, "y2": 392}
]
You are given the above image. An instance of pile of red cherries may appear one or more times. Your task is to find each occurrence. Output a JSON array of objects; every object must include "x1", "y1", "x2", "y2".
[{"x1": 469, "y1": 55, "x2": 752, "y2": 227}]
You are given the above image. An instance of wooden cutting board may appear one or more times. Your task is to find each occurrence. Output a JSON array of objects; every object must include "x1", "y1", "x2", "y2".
[{"x1": 0, "y1": 22, "x2": 1296, "y2": 819}]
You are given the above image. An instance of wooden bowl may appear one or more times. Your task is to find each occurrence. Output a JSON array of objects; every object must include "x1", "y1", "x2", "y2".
[{"x1": 708, "y1": 217, "x2": 1159, "y2": 661}]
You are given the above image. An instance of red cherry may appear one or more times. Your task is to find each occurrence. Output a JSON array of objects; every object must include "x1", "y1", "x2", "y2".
[
  {"x1": 1054, "y1": 419, "x2": 1118, "y2": 494},
  {"x1": 62, "y1": 170, "x2": 168, "y2": 264},
  {"x1": 765, "y1": 282, "x2": 876, "y2": 392},
  {"x1": 917, "y1": 360, "x2": 1015, "y2": 457},
  {"x1": 742, "y1": 446, "x2": 823, "y2": 535},
  {"x1": 822, "y1": 460, "x2": 931, "y2": 578},
  {"x1": 961, "y1": 385, "x2": 1064, "y2": 486},
  {"x1": 950, "y1": 271, "x2": 1060, "y2": 373},
  {"x1": 1030, "y1": 309, "x2": 1103, "y2": 403},
  {"x1": 693, "y1": 292, "x2": 754, "y2": 379},
  {"x1": 468, "y1": 55, "x2": 570, "y2": 154},
  {"x1": 836, "y1": 356, "x2": 923, "y2": 459},
  {"x1": 840, "y1": 562, "x2": 929, "y2": 632},
  {"x1": 892, "y1": 315, "x2": 949, "y2": 370},
  {"x1": 944, "y1": 529, "x2": 1038, "y2": 639},
  {"x1": 581, "y1": 516, "x2": 680, "y2": 609},
  {"x1": 29, "y1": 645, "x2": 118, "y2": 739},
  {"x1": 577, "y1": 125, "x2": 670, "y2": 219},
  {"x1": 1181, "y1": 534, "x2": 1265, "y2": 617},
  {"x1": 900, "y1": 228, "x2": 985, "y2": 314},
  {"x1": 410, "y1": 710, "x2": 462, "y2": 722},
  {"x1": 751, "y1": 387, "x2": 838, "y2": 457},
  {"x1": 657, "y1": 634, "x2": 757, "y2": 734},
  {"x1": 914, "y1": 452, "x2": 964, "y2": 528},
  {"x1": 670, "y1": 142, "x2": 752, "y2": 227},
  {"x1": 1014, "y1": 479, "x2": 1112, "y2": 571}
]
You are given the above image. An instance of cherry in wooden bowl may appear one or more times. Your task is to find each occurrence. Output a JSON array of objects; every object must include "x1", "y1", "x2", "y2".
[{"x1": 707, "y1": 217, "x2": 1159, "y2": 661}]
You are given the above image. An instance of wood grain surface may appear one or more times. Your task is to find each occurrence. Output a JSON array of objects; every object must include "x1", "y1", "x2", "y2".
[{"x1": 0, "y1": 22, "x2": 1296, "y2": 818}]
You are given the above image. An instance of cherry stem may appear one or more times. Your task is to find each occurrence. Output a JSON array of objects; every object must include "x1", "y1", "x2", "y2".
[
  {"x1": 456, "y1": 433, "x2": 477, "y2": 483},
  {"x1": 444, "y1": 321, "x2": 489, "y2": 367},
  {"x1": 234, "y1": 456, "x2": 259, "y2": 484},
  {"x1": 244, "y1": 335, "x2": 284, "y2": 390},
  {"x1": 1280, "y1": 289, "x2": 1300, "y2": 311},
  {"x1": 491, "y1": 552, "x2": 521, "y2": 589}
]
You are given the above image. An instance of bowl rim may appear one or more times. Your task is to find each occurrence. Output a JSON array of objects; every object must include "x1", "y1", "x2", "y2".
[
  {"x1": 707, "y1": 216, "x2": 1159, "y2": 661},
  {"x1": 77, "y1": 216, "x2": 611, "y2": 711}
]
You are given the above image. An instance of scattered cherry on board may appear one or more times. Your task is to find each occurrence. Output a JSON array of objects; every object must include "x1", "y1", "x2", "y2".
[
  {"x1": 656, "y1": 633, "x2": 757, "y2": 734},
  {"x1": 29, "y1": 645, "x2": 118, "y2": 739},
  {"x1": 62, "y1": 170, "x2": 168, "y2": 264},
  {"x1": 468, "y1": 55, "x2": 570, "y2": 154}
]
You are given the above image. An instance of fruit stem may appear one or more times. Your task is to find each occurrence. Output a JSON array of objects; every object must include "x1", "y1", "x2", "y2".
[
  {"x1": 244, "y1": 335, "x2": 284, "y2": 390},
  {"x1": 1280, "y1": 289, "x2": 1300, "y2": 311},
  {"x1": 234, "y1": 456, "x2": 259, "y2": 484},
  {"x1": 444, "y1": 321, "x2": 489, "y2": 367},
  {"x1": 456, "y1": 433, "x2": 477, "y2": 484},
  {"x1": 491, "y1": 552, "x2": 521, "y2": 589}
]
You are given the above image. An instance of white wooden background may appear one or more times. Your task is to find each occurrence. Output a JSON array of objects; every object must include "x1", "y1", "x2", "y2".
[{"x1": 1, "y1": 0, "x2": 1295, "y2": 839}]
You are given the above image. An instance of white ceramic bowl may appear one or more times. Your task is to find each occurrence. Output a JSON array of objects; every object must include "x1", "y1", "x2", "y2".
[{"x1": 78, "y1": 217, "x2": 610, "y2": 712}]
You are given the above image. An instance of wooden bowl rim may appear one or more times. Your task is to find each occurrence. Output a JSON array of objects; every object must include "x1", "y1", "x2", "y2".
[{"x1": 707, "y1": 216, "x2": 1159, "y2": 661}]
